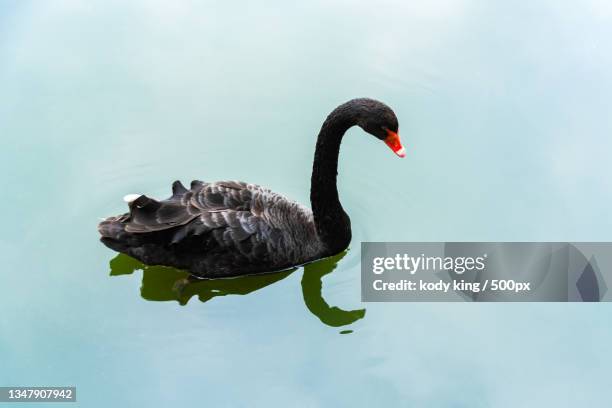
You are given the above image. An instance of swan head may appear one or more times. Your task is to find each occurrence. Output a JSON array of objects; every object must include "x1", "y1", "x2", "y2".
[{"x1": 352, "y1": 98, "x2": 405, "y2": 158}]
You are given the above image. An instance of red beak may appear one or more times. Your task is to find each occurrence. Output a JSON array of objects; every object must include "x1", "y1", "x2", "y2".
[{"x1": 384, "y1": 130, "x2": 406, "y2": 158}]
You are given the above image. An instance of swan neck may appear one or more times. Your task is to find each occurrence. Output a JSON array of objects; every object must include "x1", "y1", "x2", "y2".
[{"x1": 310, "y1": 111, "x2": 355, "y2": 254}]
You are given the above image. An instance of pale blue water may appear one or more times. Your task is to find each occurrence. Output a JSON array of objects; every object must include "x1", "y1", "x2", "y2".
[{"x1": 1, "y1": 1, "x2": 612, "y2": 406}]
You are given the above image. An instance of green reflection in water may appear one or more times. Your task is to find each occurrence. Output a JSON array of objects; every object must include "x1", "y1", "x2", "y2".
[
  {"x1": 301, "y1": 251, "x2": 366, "y2": 327},
  {"x1": 108, "y1": 251, "x2": 365, "y2": 329}
]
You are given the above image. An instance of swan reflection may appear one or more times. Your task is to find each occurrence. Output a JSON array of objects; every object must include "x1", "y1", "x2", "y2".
[{"x1": 108, "y1": 250, "x2": 365, "y2": 329}]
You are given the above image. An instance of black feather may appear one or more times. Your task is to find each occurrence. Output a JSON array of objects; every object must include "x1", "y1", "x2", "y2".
[{"x1": 98, "y1": 180, "x2": 321, "y2": 278}]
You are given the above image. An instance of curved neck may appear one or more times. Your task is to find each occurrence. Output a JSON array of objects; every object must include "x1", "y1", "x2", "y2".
[{"x1": 310, "y1": 108, "x2": 358, "y2": 255}]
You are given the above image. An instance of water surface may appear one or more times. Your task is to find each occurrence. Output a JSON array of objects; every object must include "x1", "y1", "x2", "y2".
[{"x1": 1, "y1": 1, "x2": 612, "y2": 406}]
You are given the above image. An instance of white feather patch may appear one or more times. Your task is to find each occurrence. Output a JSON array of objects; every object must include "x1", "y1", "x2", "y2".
[{"x1": 123, "y1": 194, "x2": 141, "y2": 203}]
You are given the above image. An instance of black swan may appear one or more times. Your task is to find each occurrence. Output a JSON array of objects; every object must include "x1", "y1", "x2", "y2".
[{"x1": 98, "y1": 98, "x2": 404, "y2": 278}]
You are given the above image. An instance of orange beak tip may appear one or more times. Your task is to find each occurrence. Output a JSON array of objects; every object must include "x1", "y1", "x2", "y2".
[{"x1": 384, "y1": 130, "x2": 406, "y2": 158}]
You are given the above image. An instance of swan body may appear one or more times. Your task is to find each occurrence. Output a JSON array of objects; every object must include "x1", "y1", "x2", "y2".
[
  {"x1": 99, "y1": 98, "x2": 403, "y2": 278},
  {"x1": 100, "y1": 180, "x2": 323, "y2": 277}
]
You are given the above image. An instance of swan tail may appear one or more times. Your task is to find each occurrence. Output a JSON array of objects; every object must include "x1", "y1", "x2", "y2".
[
  {"x1": 98, "y1": 214, "x2": 169, "y2": 264},
  {"x1": 97, "y1": 194, "x2": 160, "y2": 246},
  {"x1": 97, "y1": 188, "x2": 195, "y2": 262},
  {"x1": 97, "y1": 213, "x2": 134, "y2": 251}
]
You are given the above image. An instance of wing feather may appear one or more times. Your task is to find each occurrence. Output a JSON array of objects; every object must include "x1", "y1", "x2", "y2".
[{"x1": 122, "y1": 181, "x2": 268, "y2": 246}]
